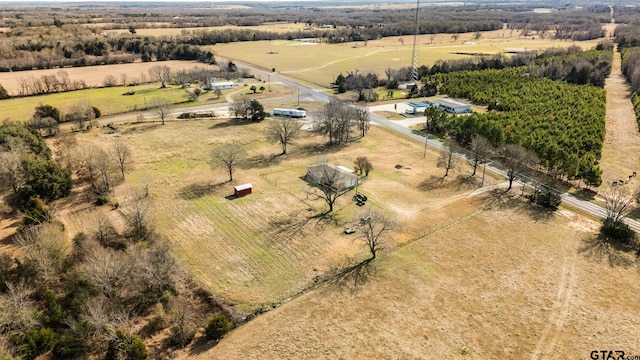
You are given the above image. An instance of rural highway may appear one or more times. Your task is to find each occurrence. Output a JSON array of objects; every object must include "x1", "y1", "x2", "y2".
[{"x1": 228, "y1": 58, "x2": 640, "y2": 233}]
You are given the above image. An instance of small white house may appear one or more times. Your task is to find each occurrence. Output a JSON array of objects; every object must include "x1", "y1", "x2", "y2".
[{"x1": 306, "y1": 163, "x2": 358, "y2": 190}]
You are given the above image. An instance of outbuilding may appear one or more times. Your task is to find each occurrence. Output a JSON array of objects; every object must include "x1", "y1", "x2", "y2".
[
  {"x1": 208, "y1": 80, "x2": 237, "y2": 90},
  {"x1": 436, "y1": 99, "x2": 472, "y2": 114},
  {"x1": 305, "y1": 164, "x2": 358, "y2": 190},
  {"x1": 234, "y1": 183, "x2": 253, "y2": 197}
]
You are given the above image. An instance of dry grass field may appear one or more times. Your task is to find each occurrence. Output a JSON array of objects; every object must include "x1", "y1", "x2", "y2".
[
  {"x1": 209, "y1": 29, "x2": 606, "y2": 87},
  {"x1": 104, "y1": 23, "x2": 311, "y2": 37},
  {"x1": 0, "y1": 60, "x2": 206, "y2": 96},
  {"x1": 43, "y1": 115, "x2": 499, "y2": 314},
  {"x1": 187, "y1": 201, "x2": 640, "y2": 359}
]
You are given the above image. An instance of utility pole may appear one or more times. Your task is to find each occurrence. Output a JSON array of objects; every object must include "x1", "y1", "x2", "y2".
[
  {"x1": 297, "y1": 88, "x2": 300, "y2": 106},
  {"x1": 268, "y1": 73, "x2": 271, "y2": 92},
  {"x1": 410, "y1": 0, "x2": 421, "y2": 83},
  {"x1": 423, "y1": 134, "x2": 428, "y2": 158}
]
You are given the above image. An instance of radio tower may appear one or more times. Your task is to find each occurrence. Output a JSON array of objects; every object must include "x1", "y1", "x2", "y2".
[{"x1": 410, "y1": 0, "x2": 420, "y2": 83}]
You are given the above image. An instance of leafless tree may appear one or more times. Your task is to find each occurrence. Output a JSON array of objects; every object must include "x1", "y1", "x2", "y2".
[
  {"x1": 359, "y1": 209, "x2": 395, "y2": 259},
  {"x1": 354, "y1": 156, "x2": 373, "y2": 176},
  {"x1": 306, "y1": 160, "x2": 353, "y2": 212},
  {"x1": 605, "y1": 186, "x2": 634, "y2": 224},
  {"x1": 501, "y1": 143, "x2": 538, "y2": 191},
  {"x1": 229, "y1": 97, "x2": 250, "y2": 120},
  {"x1": 470, "y1": 135, "x2": 492, "y2": 176},
  {"x1": 214, "y1": 88, "x2": 223, "y2": 99},
  {"x1": 76, "y1": 145, "x2": 114, "y2": 194},
  {"x1": 57, "y1": 69, "x2": 71, "y2": 91},
  {"x1": 111, "y1": 141, "x2": 132, "y2": 179},
  {"x1": 15, "y1": 223, "x2": 70, "y2": 287},
  {"x1": 437, "y1": 140, "x2": 460, "y2": 177},
  {"x1": 103, "y1": 74, "x2": 118, "y2": 87},
  {"x1": 92, "y1": 215, "x2": 119, "y2": 247},
  {"x1": 67, "y1": 99, "x2": 96, "y2": 130},
  {"x1": 211, "y1": 143, "x2": 246, "y2": 182},
  {"x1": 315, "y1": 98, "x2": 355, "y2": 145},
  {"x1": 124, "y1": 197, "x2": 153, "y2": 242},
  {"x1": 54, "y1": 132, "x2": 77, "y2": 171},
  {"x1": 75, "y1": 144, "x2": 101, "y2": 185},
  {"x1": 0, "y1": 283, "x2": 39, "y2": 339},
  {"x1": 354, "y1": 104, "x2": 370, "y2": 137},
  {"x1": 0, "y1": 150, "x2": 24, "y2": 193},
  {"x1": 150, "y1": 97, "x2": 173, "y2": 125},
  {"x1": 148, "y1": 64, "x2": 172, "y2": 88},
  {"x1": 265, "y1": 117, "x2": 302, "y2": 155}
]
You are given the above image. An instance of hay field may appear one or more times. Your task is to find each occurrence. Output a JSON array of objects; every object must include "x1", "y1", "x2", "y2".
[
  {"x1": 59, "y1": 115, "x2": 498, "y2": 313},
  {"x1": 209, "y1": 29, "x2": 605, "y2": 87},
  {"x1": 188, "y1": 201, "x2": 640, "y2": 359},
  {"x1": 0, "y1": 60, "x2": 206, "y2": 96}
]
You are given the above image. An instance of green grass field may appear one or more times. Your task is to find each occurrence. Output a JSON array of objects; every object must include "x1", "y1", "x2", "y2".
[{"x1": 0, "y1": 85, "x2": 192, "y2": 122}]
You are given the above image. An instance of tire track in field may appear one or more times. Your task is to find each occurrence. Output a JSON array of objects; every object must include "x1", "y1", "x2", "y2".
[
  {"x1": 280, "y1": 48, "x2": 385, "y2": 74},
  {"x1": 530, "y1": 250, "x2": 577, "y2": 360}
]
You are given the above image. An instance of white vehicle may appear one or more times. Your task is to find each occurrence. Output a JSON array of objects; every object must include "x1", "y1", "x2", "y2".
[{"x1": 273, "y1": 108, "x2": 307, "y2": 118}]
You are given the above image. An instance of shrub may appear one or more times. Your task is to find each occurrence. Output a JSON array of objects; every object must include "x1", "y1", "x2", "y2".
[
  {"x1": 18, "y1": 327, "x2": 57, "y2": 359},
  {"x1": 168, "y1": 325, "x2": 196, "y2": 348},
  {"x1": 205, "y1": 314, "x2": 231, "y2": 341},
  {"x1": 600, "y1": 218, "x2": 636, "y2": 245},
  {"x1": 92, "y1": 107, "x2": 101, "y2": 119},
  {"x1": 106, "y1": 330, "x2": 147, "y2": 360},
  {"x1": 95, "y1": 196, "x2": 108, "y2": 206},
  {"x1": 52, "y1": 332, "x2": 89, "y2": 359}
]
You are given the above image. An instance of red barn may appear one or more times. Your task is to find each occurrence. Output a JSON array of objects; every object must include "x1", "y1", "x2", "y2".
[{"x1": 234, "y1": 183, "x2": 252, "y2": 197}]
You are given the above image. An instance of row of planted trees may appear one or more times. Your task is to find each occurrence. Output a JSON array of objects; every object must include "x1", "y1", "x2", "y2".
[{"x1": 425, "y1": 67, "x2": 605, "y2": 188}]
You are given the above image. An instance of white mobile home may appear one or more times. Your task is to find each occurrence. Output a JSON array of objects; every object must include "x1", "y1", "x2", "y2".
[
  {"x1": 208, "y1": 81, "x2": 237, "y2": 90},
  {"x1": 273, "y1": 108, "x2": 307, "y2": 118}
]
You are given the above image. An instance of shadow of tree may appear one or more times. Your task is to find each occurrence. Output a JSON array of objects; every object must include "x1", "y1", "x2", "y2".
[
  {"x1": 120, "y1": 123, "x2": 162, "y2": 134},
  {"x1": 244, "y1": 153, "x2": 282, "y2": 169},
  {"x1": 296, "y1": 142, "x2": 346, "y2": 157},
  {"x1": 578, "y1": 235, "x2": 638, "y2": 268},
  {"x1": 178, "y1": 181, "x2": 229, "y2": 200},
  {"x1": 417, "y1": 175, "x2": 447, "y2": 191},
  {"x1": 330, "y1": 258, "x2": 376, "y2": 292},
  {"x1": 453, "y1": 175, "x2": 481, "y2": 191},
  {"x1": 479, "y1": 188, "x2": 520, "y2": 209},
  {"x1": 208, "y1": 118, "x2": 253, "y2": 129}
]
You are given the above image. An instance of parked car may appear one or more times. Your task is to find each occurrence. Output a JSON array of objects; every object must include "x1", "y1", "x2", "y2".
[{"x1": 344, "y1": 227, "x2": 356, "y2": 234}]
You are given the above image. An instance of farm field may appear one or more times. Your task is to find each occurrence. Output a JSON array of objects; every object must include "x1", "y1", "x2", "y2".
[
  {"x1": 188, "y1": 201, "x2": 640, "y2": 359},
  {"x1": 0, "y1": 60, "x2": 206, "y2": 96},
  {"x1": 53, "y1": 116, "x2": 500, "y2": 314},
  {"x1": 209, "y1": 29, "x2": 606, "y2": 87}
]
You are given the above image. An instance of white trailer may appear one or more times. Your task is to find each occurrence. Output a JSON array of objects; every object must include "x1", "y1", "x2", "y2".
[{"x1": 273, "y1": 108, "x2": 307, "y2": 118}]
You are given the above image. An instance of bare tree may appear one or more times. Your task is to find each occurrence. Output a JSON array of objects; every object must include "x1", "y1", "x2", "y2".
[
  {"x1": 354, "y1": 156, "x2": 373, "y2": 176},
  {"x1": 211, "y1": 143, "x2": 246, "y2": 182},
  {"x1": 354, "y1": 104, "x2": 370, "y2": 137},
  {"x1": 125, "y1": 197, "x2": 153, "y2": 242},
  {"x1": 76, "y1": 145, "x2": 114, "y2": 194},
  {"x1": 0, "y1": 283, "x2": 39, "y2": 339},
  {"x1": 470, "y1": 135, "x2": 492, "y2": 176},
  {"x1": 359, "y1": 209, "x2": 395, "y2": 259},
  {"x1": 111, "y1": 141, "x2": 132, "y2": 179},
  {"x1": 229, "y1": 97, "x2": 250, "y2": 120},
  {"x1": 0, "y1": 150, "x2": 24, "y2": 193},
  {"x1": 67, "y1": 99, "x2": 96, "y2": 130},
  {"x1": 437, "y1": 140, "x2": 459, "y2": 177},
  {"x1": 149, "y1": 65, "x2": 172, "y2": 88},
  {"x1": 265, "y1": 117, "x2": 302, "y2": 155},
  {"x1": 605, "y1": 186, "x2": 634, "y2": 225},
  {"x1": 15, "y1": 223, "x2": 70, "y2": 287},
  {"x1": 315, "y1": 98, "x2": 355, "y2": 145},
  {"x1": 501, "y1": 143, "x2": 538, "y2": 191},
  {"x1": 306, "y1": 161, "x2": 354, "y2": 212},
  {"x1": 57, "y1": 69, "x2": 70, "y2": 91},
  {"x1": 150, "y1": 98, "x2": 173, "y2": 125}
]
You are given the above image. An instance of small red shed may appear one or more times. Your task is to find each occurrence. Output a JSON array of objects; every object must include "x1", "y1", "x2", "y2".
[{"x1": 234, "y1": 183, "x2": 253, "y2": 197}]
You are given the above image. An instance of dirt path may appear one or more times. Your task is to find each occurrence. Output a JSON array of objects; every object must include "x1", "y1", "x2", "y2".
[{"x1": 599, "y1": 47, "x2": 640, "y2": 192}]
